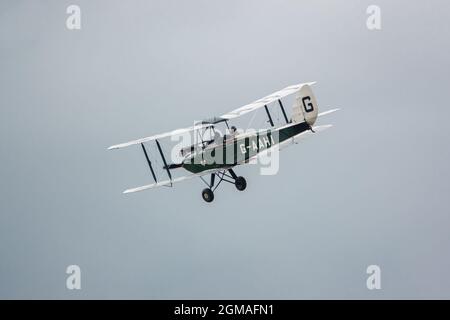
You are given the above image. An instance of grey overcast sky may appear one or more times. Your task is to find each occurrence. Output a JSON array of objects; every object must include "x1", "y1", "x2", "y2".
[{"x1": 1, "y1": 0, "x2": 450, "y2": 299}]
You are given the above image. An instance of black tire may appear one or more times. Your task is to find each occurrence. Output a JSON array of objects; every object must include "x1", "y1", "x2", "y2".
[
  {"x1": 235, "y1": 176, "x2": 247, "y2": 191},
  {"x1": 202, "y1": 188, "x2": 214, "y2": 202}
]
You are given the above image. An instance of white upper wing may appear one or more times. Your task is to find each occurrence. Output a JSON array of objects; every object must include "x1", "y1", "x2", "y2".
[
  {"x1": 109, "y1": 82, "x2": 317, "y2": 150},
  {"x1": 108, "y1": 123, "x2": 211, "y2": 150},
  {"x1": 220, "y1": 82, "x2": 316, "y2": 120}
]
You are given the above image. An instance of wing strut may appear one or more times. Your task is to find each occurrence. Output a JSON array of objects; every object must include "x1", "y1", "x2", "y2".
[
  {"x1": 155, "y1": 139, "x2": 172, "y2": 183},
  {"x1": 141, "y1": 143, "x2": 157, "y2": 183},
  {"x1": 278, "y1": 99, "x2": 289, "y2": 124},
  {"x1": 264, "y1": 105, "x2": 274, "y2": 127}
]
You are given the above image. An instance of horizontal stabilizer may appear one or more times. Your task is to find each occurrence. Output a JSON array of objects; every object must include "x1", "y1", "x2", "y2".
[
  {"x1": 281, "y1": 124, "x2": 333, "y2": 149},
  {"x1": 318, "y1": 108, "x2": 340, "y2": 117}
]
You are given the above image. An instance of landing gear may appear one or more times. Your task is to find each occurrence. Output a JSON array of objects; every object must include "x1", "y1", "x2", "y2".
[
  {"x1": 202, "y1": 188, "x2": 214, "y2": 203},
  {"x1": 235, "y1": 176, "x2": 247, "y2": 191},
  {"x1": 228, "y1": 169, "x2": 246, "y2": 191},
  {"x1": 199, "y1": 169, "x2": 247, "y2": 202}
]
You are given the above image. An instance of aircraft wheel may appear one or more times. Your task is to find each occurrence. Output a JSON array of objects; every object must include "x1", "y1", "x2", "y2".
[
  {"x1": 235, "y1": 176, "x2": 247, "y2": 191},
  {"x1": 202, "y1": 188, "x2": 214, "y2": 202}
]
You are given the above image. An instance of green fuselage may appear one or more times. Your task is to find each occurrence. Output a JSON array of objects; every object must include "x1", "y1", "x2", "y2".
[{"x1": 182, "y1": 121, "x2": 310, "y2": 173}]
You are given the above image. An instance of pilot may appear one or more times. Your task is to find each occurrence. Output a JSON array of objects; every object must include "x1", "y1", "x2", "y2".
[
  {"x1": 224, "y1": 126, "x2": 237, "y2": 141},
  {"x1": 213, "y1": 131, "x2": 222, "y2": 144},
  {"x1": 203, "y1": 130, "x2": 222, "y2": 148}
]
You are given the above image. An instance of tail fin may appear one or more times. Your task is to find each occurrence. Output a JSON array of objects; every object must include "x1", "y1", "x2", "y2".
[{"x1": 291, "y1": 83, "x2": 318, "y2": 126}]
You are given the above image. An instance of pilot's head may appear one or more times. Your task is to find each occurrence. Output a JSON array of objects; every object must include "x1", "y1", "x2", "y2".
[
  {"x1": 230, "y1": 126, "x2": 237, "y2": 134},
  {"x1": 214, "y1": 131, "x2": 222, "y2": 142}
]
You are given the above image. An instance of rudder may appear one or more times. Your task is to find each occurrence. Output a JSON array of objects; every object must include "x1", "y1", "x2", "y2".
[{"x1": 291, "y1": 83, "x2": 318, "y2": 125}]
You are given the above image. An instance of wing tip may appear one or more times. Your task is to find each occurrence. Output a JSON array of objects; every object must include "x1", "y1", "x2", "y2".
[{"x1": 123, "y1": 187, "x2": 145, "y2": 194}]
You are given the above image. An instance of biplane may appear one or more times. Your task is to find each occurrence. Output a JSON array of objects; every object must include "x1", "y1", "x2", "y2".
[{"x1": 108, "y1": 82, "x2": 338, "y2": 202}]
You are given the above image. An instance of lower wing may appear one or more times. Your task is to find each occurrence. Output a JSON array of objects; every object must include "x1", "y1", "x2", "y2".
[{"x1": 123, "y1": 167, "x2": 228, "y2": 194}]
